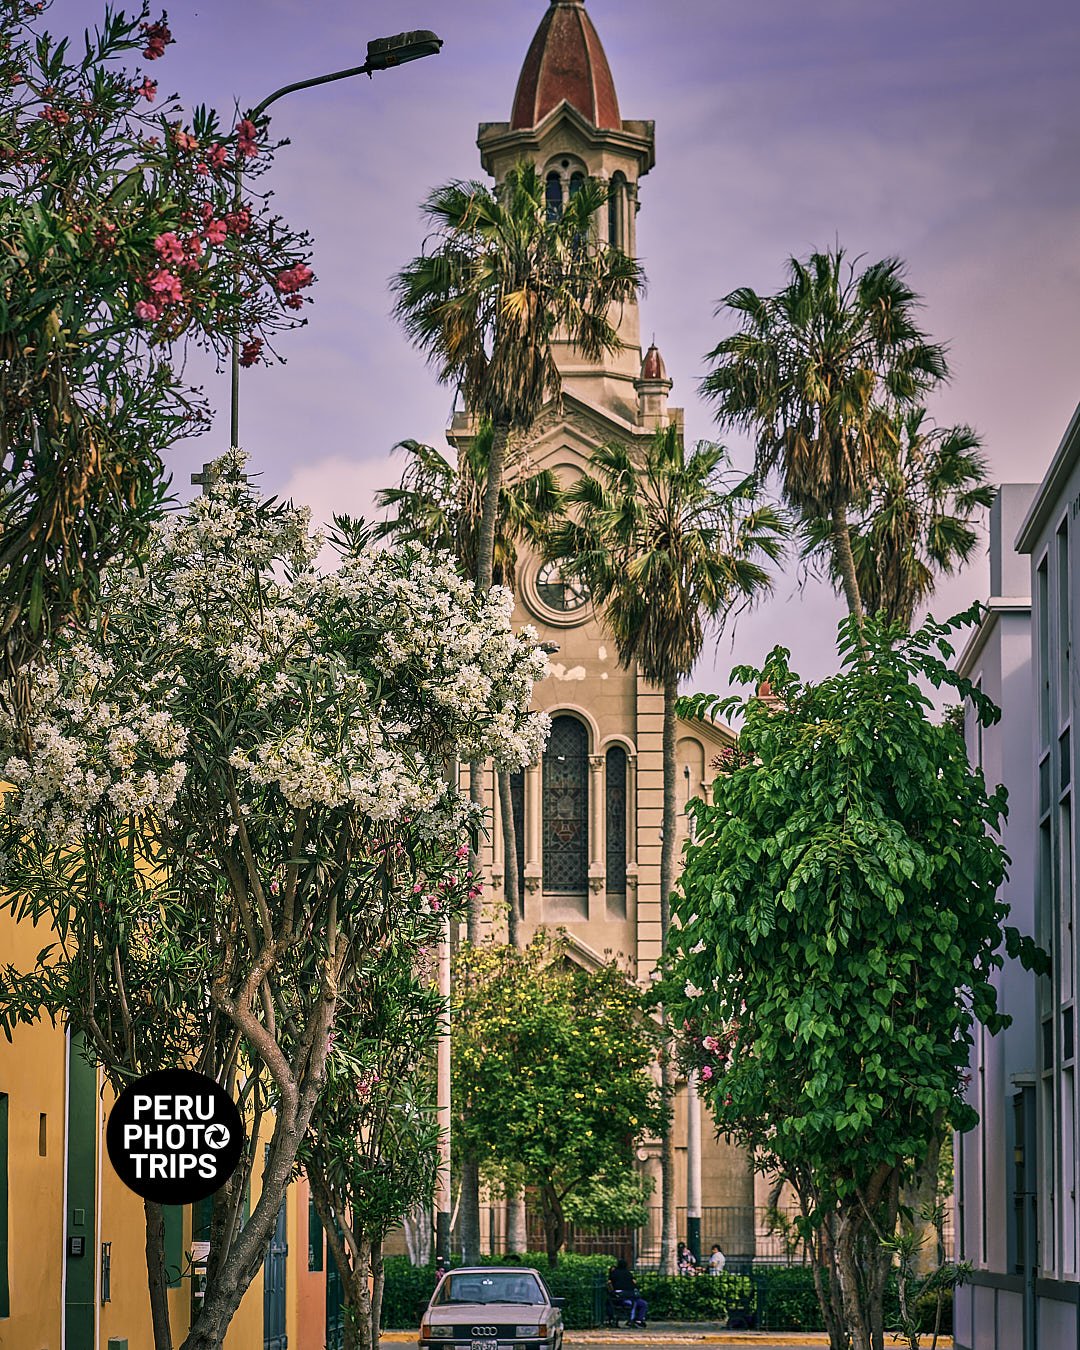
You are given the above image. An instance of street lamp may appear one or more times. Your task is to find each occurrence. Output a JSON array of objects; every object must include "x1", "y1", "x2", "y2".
[{"x1": 224, "y1": 30, "x2": 444, "y2": 451}]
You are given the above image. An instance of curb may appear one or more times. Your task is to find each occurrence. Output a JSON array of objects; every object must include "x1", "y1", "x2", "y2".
[{"x1": 382, "y1": 1335, "x2": 954, "y2": 1348}]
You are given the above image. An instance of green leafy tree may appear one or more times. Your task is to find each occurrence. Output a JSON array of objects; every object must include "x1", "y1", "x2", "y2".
[
  {"x1": 803, "y1": 409, "x2": 993, "y2": 630},
  {"x1": 0, "y1": 457, "x2": 545, "y2": 1350},
  {"x1": 549, "y1": 425, "x2": 784, "y2": 1273},
  {"x1": 664, "y1": 610, "x2": 1046, "y2": 1350},
  {"x1": 303, "y1": 936, "x2": 443, "y2": 1350},
  {"x1": 701, "y1": 248, "x2": 948, "y2": 627},
  {"x1": 0, "y1": 2, "x2": 313, "y2": 708},
  {"x1": 452, "y1": 933, "x2": 664, "y2": 1266}
]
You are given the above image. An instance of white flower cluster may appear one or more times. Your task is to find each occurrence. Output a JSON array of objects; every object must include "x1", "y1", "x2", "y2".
[
  {"x1": 1, "y1": 452, "x2": 546, "y2": 848},
  {"x1": 1, "y1": 644, "x2": 188, "y2": 846}
]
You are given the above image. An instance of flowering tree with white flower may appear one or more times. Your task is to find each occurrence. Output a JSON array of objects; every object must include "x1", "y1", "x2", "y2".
[
  {"x1": 0, "y1": 454, "x2": 548, "y2": 1350},
  {"x1": 0, "y1": 1, "x2": 315, "y2": 708}
]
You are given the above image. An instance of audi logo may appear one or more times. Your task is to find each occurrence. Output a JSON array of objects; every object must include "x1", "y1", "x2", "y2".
[{"x1": 471, "y1": 1328, "x2": 498, "y2": 1337}]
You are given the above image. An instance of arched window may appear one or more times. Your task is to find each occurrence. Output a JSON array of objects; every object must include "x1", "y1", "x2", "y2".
[
  {"x1": 543, "y1": 716, "x2": 588, "y2": 893},
  {"x1": 545, "y1": 172, "x2": 563, "y2": 222},
  {"x1": 605, "y1": 745, "x2": 627, "y2": 893},
  {"x1": 607, "y1": 172, "x2": 626, "y2": 249},
  {"x1": 569, "y1": 171, "x2": 585, "y2": 200},
  {"x1": 508, "y1": 769, "x2": 525, "y2": 909}
]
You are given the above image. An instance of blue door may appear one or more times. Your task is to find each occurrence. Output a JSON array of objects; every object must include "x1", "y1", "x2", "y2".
[{"x1": 264, "y1": 1197, "x2": 288, "y2": 1350}]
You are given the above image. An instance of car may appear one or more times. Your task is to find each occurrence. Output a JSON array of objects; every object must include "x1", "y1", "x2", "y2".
[{"x1": 419, "y1": 1266, "x2": 565, "y2": 1350}]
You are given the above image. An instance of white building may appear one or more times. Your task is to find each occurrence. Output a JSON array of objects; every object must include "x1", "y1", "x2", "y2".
[{"x1": 955, "y1": 402, "x2": 1080, "y2": 1349}]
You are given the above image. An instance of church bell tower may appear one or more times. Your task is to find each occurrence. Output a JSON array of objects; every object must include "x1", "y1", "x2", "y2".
[{"x1": 476, "y1": 0, "x2": 657, "y2": 424}]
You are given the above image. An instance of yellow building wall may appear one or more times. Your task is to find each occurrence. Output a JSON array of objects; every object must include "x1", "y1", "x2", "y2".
[{"x1": 0, "y1": 903, "x2": 320, "y2": 1349}]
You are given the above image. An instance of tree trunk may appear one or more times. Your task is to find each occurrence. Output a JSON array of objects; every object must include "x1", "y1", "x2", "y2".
[
  {"x1": 657, "y1": 672, "x2": 679, "y2": 1276},
  {"x1": 835, "y1": 1201, "x2": 872, "y2": 1350},
  {"x1": 499, "y1": 768, "x2": 521, "y2": 947},
  {"x1": 371, "y1": 1237, "x2": 385, "y2": 1350},
  {"x1": 345, "y1": 1242, "x2": 373, "y2": 1350},
  {"x1": 459, "y1": 1152, "x2": 482, "y2": 1263},
  {"x1": 467, "y1": 762, "x2": 486, "y2": 942},
  {"x1": 178, "y1": 996, "x2": 335, "y2": 1350},
  {"x1": 540, "y1": 1183, "x2": 565, "y2": 1267},
  {"x1": 506, "y1": 1190, "x2": 527, "y2": 1255},
  {"x1": 831, "y1": 501, "x2": 865, "y2": 628},
  {"x1": 144, "y1": 1199, "x2": 174, "y2": 1350},
  {"x1": 476, "y1": 421, "x2": 511, "y2": 594}
]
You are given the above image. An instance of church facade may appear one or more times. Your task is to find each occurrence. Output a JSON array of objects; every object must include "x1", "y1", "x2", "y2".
[{"x1": 453, "y1": 0, "x2": 759, "y2": 1258}]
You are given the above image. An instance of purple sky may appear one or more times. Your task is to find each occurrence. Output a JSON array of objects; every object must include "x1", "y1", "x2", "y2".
[{"x1": 53, "y1": 0, "x2": 1080, "y2": 694}]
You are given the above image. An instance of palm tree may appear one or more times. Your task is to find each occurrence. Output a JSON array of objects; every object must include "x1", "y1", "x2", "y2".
[
  {"x1": 374, "y1": 427, "x2": 560, "y2": 596},
  {"x1": 392, "y1": 161, "x2": 642, "y2": 597},
  {"x1": 701, "y1": 248, "x2": 949, "y2": 627},
  {"x1": 803, "y1": 409, "x2": 992, "y2": 631},
  {"x1": 550, "y1": 425, "x2": 785, "y2": 1274},
  {"x1": 393, "y1": 159, "x2": 638, "y2": 1267}
]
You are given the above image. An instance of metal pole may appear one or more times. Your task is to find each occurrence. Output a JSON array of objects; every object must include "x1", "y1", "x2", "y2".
[
  {"x1": 436, "y1": 910, "x2": 452, "y2": 1266},
  {"x1": 686, "y1": 1070, "x2": 702, "y2": 1264}
]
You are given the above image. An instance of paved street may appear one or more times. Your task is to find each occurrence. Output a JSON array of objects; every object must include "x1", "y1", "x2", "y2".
[{"x1": 385, "y1": 1331, "x2": 955, "y2": 1349}]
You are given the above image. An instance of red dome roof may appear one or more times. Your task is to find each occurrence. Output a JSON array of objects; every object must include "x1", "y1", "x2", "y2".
[{"x1": 511, "y1": 0, "x2": 621, "y2": 132}]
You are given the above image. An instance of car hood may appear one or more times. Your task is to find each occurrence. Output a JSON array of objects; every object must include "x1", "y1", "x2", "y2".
[{"x1": 426, "y1": 1304, "x2": 550, "y2": 1323}]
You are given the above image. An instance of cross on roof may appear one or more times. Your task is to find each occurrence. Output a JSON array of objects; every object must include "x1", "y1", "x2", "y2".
[{"x1": 191, "y1": 461, "x2": 249, "y2": 495}]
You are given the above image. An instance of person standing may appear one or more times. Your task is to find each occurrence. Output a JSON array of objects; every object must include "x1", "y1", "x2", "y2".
[{"x1": 707, "y1": 1244, "x2": 726, "y2": 1275}]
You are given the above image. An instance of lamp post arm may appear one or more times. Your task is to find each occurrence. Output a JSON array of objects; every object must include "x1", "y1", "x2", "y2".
[{"x1": 246, "y1": 63, "x2": 374, "y2": 123}]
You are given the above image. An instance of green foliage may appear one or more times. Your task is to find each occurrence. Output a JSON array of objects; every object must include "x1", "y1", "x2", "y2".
[
  {"x1": 635, "y1": 1271, "x2": 753, "y2": 1322},
  {"x1": 564, "y1": 1170, "x2": 653, "y2": 1230},
  {"x1": 452, "y1": 934, "x2": 665, "y2": 1262},
  {"x1": 0, "y1": 2, "x2": 313, "y2": 684},
  {"x1": 663, "y1": 608, "x2": 1032, "y2": 1345}
]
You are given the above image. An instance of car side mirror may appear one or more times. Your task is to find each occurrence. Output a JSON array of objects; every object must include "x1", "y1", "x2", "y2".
[{"x1": 551, "y1": 1297, "x2": 566, "y2": 1309}]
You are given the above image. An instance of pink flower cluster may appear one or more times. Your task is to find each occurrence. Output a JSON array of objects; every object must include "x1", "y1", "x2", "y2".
[
  {"x1": 38, "y1": 105, "x2": 71, "y2": 125},
  {"x1": 140, "y1": 18, "x2": 172, "y2": 61},
  {"x1": 235, "y1": 118, "x2": 258, "y2": 159},
  {"x1": 275, "y1": 262, "x2": 315, "y2": 311},
  {"x1": 239, "y1": 337, "x2": 263, "y2": 368},
  {"x1": 133, "y1": 77, "x2": 157, "y2": 102}
]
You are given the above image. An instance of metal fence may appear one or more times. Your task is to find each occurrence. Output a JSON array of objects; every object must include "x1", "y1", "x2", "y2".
[{"x1": 474, "y1": 1202, "x2": 954, "y2": 1268}]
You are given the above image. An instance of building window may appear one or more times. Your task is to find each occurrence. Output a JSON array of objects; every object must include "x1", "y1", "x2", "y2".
[
  {"x1": 543, "y1": 716, "x2": 588, "y2": 893},
  {"x1": 607, "y1": 172, "x2": 626, "y2": 248},
  {"x1": 545, "y1": 172, "x2": 563, "y2": 222},
  {"x1": 509, "y1": 769, "x2": 526, "y2": 905},
  {"x1": 1037, "y1": 557, "x2": 1050, "y2": 748},
  {"x1": 606, "y1": 746, "x2": 627, "y2": 893},
  {"x1": 308, "y1": 1193, "x2": 323, "y2": 1271}
]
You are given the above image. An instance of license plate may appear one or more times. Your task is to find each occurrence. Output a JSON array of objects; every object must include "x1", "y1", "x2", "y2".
[{"x1": 471, "y1": 1340, "x2": 498, "y2": 1350}]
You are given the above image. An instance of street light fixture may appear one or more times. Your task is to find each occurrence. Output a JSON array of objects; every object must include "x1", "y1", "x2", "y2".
[{"x1": 221, "y1": 29, "x2": 444, "y2": 453}]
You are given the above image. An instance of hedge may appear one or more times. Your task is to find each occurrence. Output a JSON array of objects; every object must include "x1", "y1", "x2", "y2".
[{"x1": 379, "y1": 1254, "x2": 953, "y2": 1334}]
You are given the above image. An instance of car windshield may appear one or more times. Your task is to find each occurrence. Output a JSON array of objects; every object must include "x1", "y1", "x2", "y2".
[{"x1": 435, "y1": 1273, "x2": 545, "y2": 1306}]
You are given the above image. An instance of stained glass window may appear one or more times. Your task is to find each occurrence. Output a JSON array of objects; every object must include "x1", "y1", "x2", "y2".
[
  {"x1": 509, "y1": 769, "x2": 525, "y2": 909},
  {"x1": 543, "y1": 716, "x2": 588, "y2": 893},
  {"x1": 606, "y1": 745, "x2": 627, "y2": 893}
]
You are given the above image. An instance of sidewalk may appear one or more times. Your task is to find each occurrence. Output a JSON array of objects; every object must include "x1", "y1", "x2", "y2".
[{"x1": 383, "y1": 1326, "x2": 954, "y2": 1348}]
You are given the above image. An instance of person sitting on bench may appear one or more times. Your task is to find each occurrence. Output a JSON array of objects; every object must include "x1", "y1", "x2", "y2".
[{"x1": 607, "y1": 1258, "x2": 648, "y2": 1328}]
